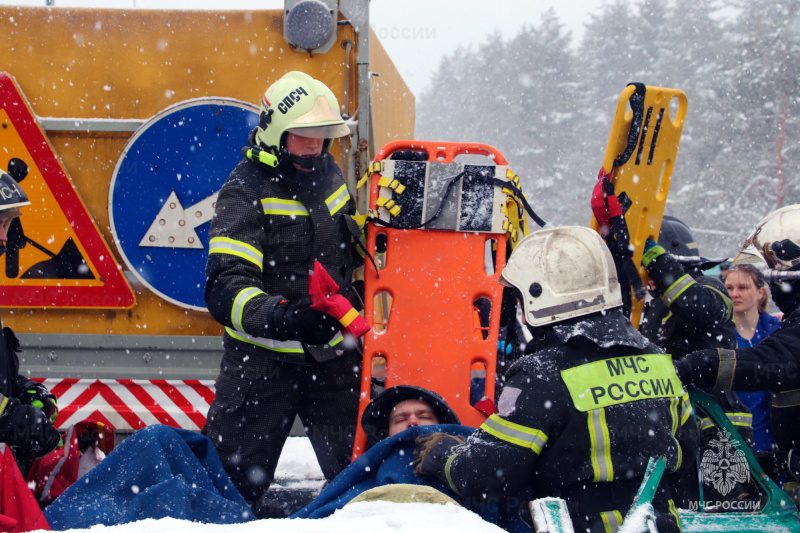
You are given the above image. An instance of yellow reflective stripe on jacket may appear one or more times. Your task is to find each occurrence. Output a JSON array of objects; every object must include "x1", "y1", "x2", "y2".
[
  {"x1": 600, "y1": 510, "x2": 623, "y2": 533},
  {"x1": 226, "y1": 327, "x2": 304, "y2": 353},
  {"x1": 715, "y1": 349, "x2": 737, "y2": 390},
  {"x1": 588, "y1": 408, "x2": 613, "y2": 482},
  {"x1": 443, "y1": 453, "x2": 463, "y2": 497},
  {"x1": 669, "y1": 396, "x2": 680, "y2": 436},
  {"x1": 668, "y1": 500, "x2": 681, "y2": 532},
  {"x1": 226, "y1": 327, "x2": 344, "y2": 353},
  {"x1": 698, "y1": 412, "x2": 751, "y2": 431},
  {"x1": 480, "y1": 414, "x2": 547, "y2": 453},
  {"x1": 726, "y1": 412, "x2": 753, "y2": 428},
  {"x1": 680, "y1": 393, "x2": 694, "y2": 425},
  {"x1": 0, "y1": 394, "x2": 7, "y2": 417},
  {"x1": 326, "y1": 184, "x2": 350, "y2": 216},
  {"x1": 706, "y1": 285, "x2": 733, "y2": 321},
  {"x1": 231, "y1": 287, "x2": 266, "y2": 333},
  {"x1": 561, "y1": 354, "x2": 684, "y2": 411},
  {"x1": 662, "y1": 274, "x2": 695, "y2": 307},
  {"x1": 669, "y1": 396, "x2": 684, "y2": 469},
  {"x1": 262, "y1": 198, "x2": 309, "y2": 216},
  {"x1": 209, "y1": 237, "x2": 263, "y2": 269},
  {"x1": 697, "y1": 417, "x2": 714, "y2": 431}
]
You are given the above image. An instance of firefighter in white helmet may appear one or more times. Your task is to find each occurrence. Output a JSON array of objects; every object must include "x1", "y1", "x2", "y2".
[
  {"x1": 413, "y1": 226, "x2": 697, "y2": 533},
  {"x1": 677, "y1": 205, "x2": 800, "y2": 487},
  {"x1": 0, "y1": 170, "x2": 61, "y2": 477},
  {"x1": 203, "y1": 72, "x2": 363, "y2": 517}
]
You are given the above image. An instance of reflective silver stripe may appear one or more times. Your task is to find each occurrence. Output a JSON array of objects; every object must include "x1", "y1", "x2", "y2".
[
  {"x1": 680, "y1": 393, "x2": 694, "y2": 425},
  {"x1": 697, "y1": 417, "x2": 714, "y2": 431},
  {"x1": 726, "y1": 413, "x2": 752, "y2": 427},
  {"x1": 662, "y1": 274, "x2": 695, "y2": 307},
  {"x1": 715, "y1": 349, "x2": 737, "y2": 390},
  {"x1": 225, "y1": 328, "x2": 344, "y2": 353},
  {"x1": 480, "y1": 414, "x2": 547, "y2": 452},
  {"x1": 226, "y1": 327, "x2": 304, "y2": 353},
  {"x1": 588, "y1": 408, "x2": 613, "y2": 482},
  {"x1": 326, "y1": 184, "x2": 350, "y2": 215},
  {"x1": 600, "y1": 510, "x2": 622, "y2": 533},
  {"x1": 231, "y1": 287, "x2": 266, "y2": 333},
  {"x1": 209, "y1": 237, "x2": 263, "y2": 269},
  {"x1": 773, "y1": 389, "x2": 800, "y2": 408},
  {"x1": 262, "y1": 198, "x2": 309, "y2": 216}
]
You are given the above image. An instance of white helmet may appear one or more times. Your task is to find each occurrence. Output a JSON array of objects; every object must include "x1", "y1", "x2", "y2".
[
  {"x1": 254, "y1": 71, "x2": 350, "y2": 152},
  {"x1": 734, "y1": 205, "x2": 800, "y2": 275},
  {"x1": 499, "y1": 226, "x2": 622, "y2": 326}
]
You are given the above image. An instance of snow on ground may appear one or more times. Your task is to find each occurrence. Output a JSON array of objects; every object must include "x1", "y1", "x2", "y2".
[
  {"x1": 272, "y1": 436, "x2": 324, "y2": 487},
  {"x1": 46, "y1": 436, "x2": 506, "y2": 533},
  {"x1": 55, "y1": 502, "x2": 505, "y2": 533}
]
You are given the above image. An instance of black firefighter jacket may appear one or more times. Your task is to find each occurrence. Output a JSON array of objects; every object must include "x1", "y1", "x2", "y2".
[
  {"x1": 0, "y1": 322, "x2": 59, "y2": 463},
  {"x1": 205, "y1": 156, "x2": 363, "y2": 364},
  {"x1": 680, "y1": 307, "x2": 800, "y2": 449},
  {"x1": 442, "y1": 310, "x2": 698, "y2": 533},
  {"x1": 639, "y1": 254, "x2": 754, "y2": 447},
  {"x1": 639, "y1": 256, "x2": 735, "y2": 359}
]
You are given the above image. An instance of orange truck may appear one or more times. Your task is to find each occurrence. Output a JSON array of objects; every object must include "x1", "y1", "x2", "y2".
[{"x1": 0, "y1": 1, "x2": 413, "y2": 436}]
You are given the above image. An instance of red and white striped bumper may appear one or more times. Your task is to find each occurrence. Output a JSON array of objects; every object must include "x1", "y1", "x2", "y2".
[{"x1": 35, "y1": 378, "x2": 216, "y2": 432}]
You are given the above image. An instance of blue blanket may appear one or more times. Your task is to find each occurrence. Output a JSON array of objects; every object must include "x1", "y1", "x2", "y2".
[
  {"x1": 45, "y1": 425, "x2": 255, "y2": 529},
  {"x1": 293, "y1": 424, "x2": 527, "y2": 532}
]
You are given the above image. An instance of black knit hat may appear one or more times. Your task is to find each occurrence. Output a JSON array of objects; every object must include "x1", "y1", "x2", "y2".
[{"x1": 361, "y1": 385, "x2": 460, "y2": 449}]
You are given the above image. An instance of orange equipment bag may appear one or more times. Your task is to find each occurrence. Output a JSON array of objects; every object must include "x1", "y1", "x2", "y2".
[{"x1": 352, "y1": 140, "x2": 523, "y2": 459}]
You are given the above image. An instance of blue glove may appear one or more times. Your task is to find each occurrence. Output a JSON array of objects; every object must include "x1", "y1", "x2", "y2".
[{"x1": 644, "y1": 238, "x2": 659, "y2": 253}]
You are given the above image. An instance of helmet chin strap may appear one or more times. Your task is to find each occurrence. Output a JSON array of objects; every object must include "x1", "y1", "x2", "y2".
[
  {"x1": 285, "y1": 152, "x2": 325, "y2": 171},
  {"x1": 277, "y1": 150, "x2": 334, "y2": 192}
]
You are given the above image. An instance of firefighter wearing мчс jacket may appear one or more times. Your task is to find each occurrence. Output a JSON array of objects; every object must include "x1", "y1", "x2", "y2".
[
  {"x1": 202, "y1": 71, "x2": 364, "y2": 517},
  {"x1": 413, "y1": 226, "x2": 698, "y2": 533},
  {"x1": 0, "y1": 171, "x2": 60, "y2": 477}
]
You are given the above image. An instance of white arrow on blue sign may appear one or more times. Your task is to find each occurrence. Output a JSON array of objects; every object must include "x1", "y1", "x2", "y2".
[{"x1": 109, "y1": 98, "x2": 258, "y2": 311}]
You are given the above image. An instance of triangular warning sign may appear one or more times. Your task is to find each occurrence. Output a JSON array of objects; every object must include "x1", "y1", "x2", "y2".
[{"x1": 0, "y1": 72, "x2": 135, "y2": 308}]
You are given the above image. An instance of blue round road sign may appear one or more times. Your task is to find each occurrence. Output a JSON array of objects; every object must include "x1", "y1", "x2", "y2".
[{"x1": 109, "y1": 98, "x2": 258, "y2": 311}]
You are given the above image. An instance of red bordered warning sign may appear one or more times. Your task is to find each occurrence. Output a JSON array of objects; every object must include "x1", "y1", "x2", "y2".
[{"x1": 0, "y1": 72, "x2": 134, "y2": 308}]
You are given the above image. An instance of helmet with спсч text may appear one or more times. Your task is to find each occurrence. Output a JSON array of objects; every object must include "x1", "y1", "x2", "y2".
[
  {"x1": 254, "y1": 71, "x2": 350, "y2": 155},
  {"x1": 499, "y1": 226, "x2": 622, "y2": 327}
]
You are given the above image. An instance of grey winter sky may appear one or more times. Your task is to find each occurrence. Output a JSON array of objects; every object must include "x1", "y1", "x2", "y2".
[{"x1": 0, "y1": 0, "x2": 606, "y2": 96}]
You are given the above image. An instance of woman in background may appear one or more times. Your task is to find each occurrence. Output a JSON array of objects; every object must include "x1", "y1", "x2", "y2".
[{"x1": 725, "y1": 263, "x2": 783, "y2": 451}]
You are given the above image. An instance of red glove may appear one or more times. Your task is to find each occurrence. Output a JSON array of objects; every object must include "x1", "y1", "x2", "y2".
[
  {"x1": 308, "y1": 260, "x2": 371, "y2": 339},
  {"x1": 590, "y1": 168, "x2": 622, "y2": 237},
  {"x1": 473, "y1": 396, "x2": 498, "y2": 417}
]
